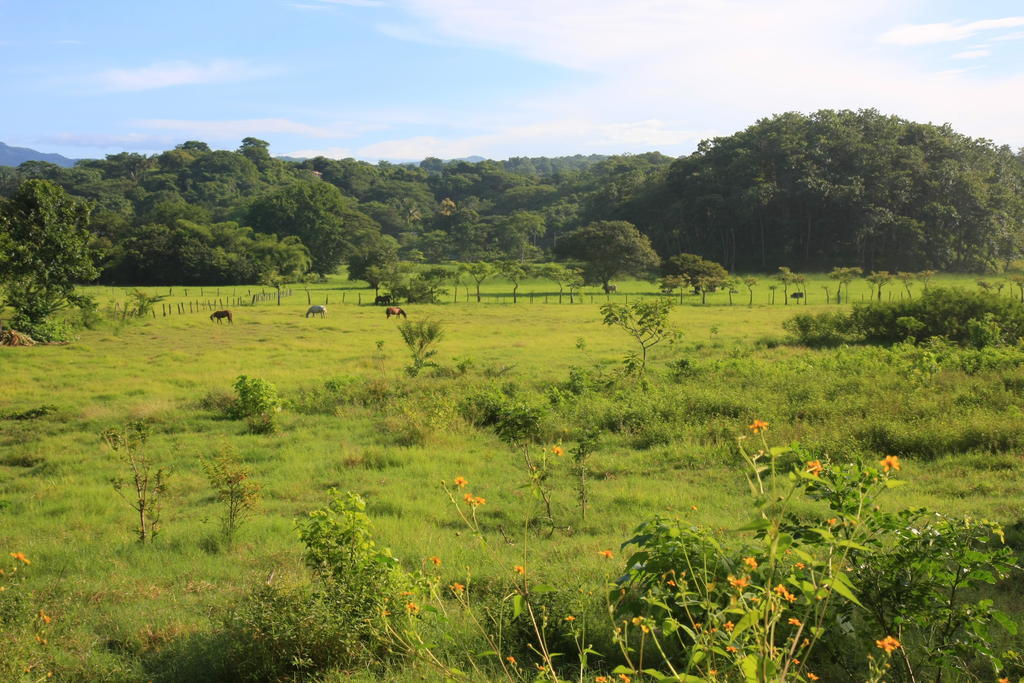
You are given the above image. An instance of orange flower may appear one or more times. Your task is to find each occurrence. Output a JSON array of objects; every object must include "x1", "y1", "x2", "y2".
[
  {"x1": 726, "y1": 645, "x2": 738, "y2": 653},
  {"x1": 748, "y1": 419, "x2": 769, "y2": 434},
  {"x1": 38, "y1": 611, "x2": 52, "y2": 625},
  {"x1": 454, "y1": 476, "x2": 468, "y2": 488},
  {"x1": 666, "y1": 579, "x2": 677, "y2": 587},
  {"x1": 473, "y1": 496, "x2": 486, "y2": 506},
  {"x1": 599, "y1": 549, "x2": 614, "y2": 559},
  {"x1": 788, "y1": 618, "x2": 802, "y2": 626},
  {"x1": 405, "y1": 602, "x2": 420, "y2": 614},
  {"x1": 998, "y1": 678, "x2": 1008, "y2": 683},
  {"x1": 596, "y1": 677, "x2": 609, "y2": 683},
  {"x1": 724, "y1": 621, "x2": 734, "y2": 632},
  {"x1": 773, "y1": 584, "x2": 797, "y2": 602},
  {"x1": 807, "y1": 674, "x2": 820, "y2": 681},
  {"x1": 565, "y1": 615, "x2": 576, "y2": 621},
  {"x1": 880, "y1": 455, "x2": 901, "y2": 473},
  {"x1": 618, "y1": 675, "x2": 631, "y2": 683},
  {"x1": 690, "y1": 505, "x2": 698, "y2": 511},
  {"x1": 794, "y1": 562, "x2": 806, "y2": 570},
  {"x1": 806, "y1": 460, "x2": 823, "y2": 476},
  {"x1": 429, "y1": 556, "x2": 441, "y2": 566},
  {"x1": 10, "y1": 552, "x2": 29, "y2": 565},
  {"x1": 728, "y1": 575, "x2": 749, "y2": 589},
  {"x1": 826, "y1": 517, "x2": 838, "y2": 526},
  {"x1": 450, "y1": 582, "x2": 465, "y2": 593},
  {"x1": 631, "y1": 616, "x2": 644, "y2": 625},
  {"x1": 463, "y1": 492, "x2": 475, "y2": 504},
  {"x1": 514, "y1": 565, "x2": 525, "y2": 575},
  {"x1": 551, "y1": 445, "x2": 565, "y2": 456},
  {"x1": 743, "y1": 556, "x2": 758, "y2": 569},
  {"x1": 464, "y1": 493, "x2": 485, "y2": 507},
  {"x1": 876, "y1": 635, "x2": 901, "y2": 653},
  {"x1": 506, "y1": 655, "x2": 517, "y2": 665}
]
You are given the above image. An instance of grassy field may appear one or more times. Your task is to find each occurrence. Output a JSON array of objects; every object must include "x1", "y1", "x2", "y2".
[{"x1": 4, "y1": 273, "x2": 1024, "y2": 680}]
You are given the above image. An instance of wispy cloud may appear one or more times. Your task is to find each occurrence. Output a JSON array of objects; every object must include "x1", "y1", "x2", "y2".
[
  {"x1": 51, "y1": 39, "x2": 83, "y2": 45},
  {"x1": 951, "y1": 49, "x2": 991, "y2": 59},
  {"x1": 993, "y1": 31, "x2": 1024, "y2": 42},
  {"x1": 879, "y1": 17, "x2": 1024, "y2": 45},
  {"x1": 306, "y1": 0, "x2": 384, "y2": 6},
  {"x1": 38, "y1": 132, "x2": 175, "y2": 150},
  {"x1": 93, "y1": 60, "x2": 275, "y2": 91},
  {"x1": 135, "y1": 117, "x2": 379, "y2": 139},
  {"x1": 281, "y1": 146, "x2": 354, "y2": 159}
]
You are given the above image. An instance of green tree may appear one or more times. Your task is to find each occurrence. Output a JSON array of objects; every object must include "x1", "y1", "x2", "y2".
[
  {"x1": 600, "y1": 297, "x2": 675, "y2": 374},
  {"x1": 0, "y1": 179, "x2": 98, "y2": 333},
  {"x1": 497, "y1": 260, "x2": 528, "y2": 303},
  {"x1": 662, "y1": 253, "x2": 729, "y2": 304},
  {"x1": 555, "y1": 220, "x2": 659, "y2": 291},
  {"x1": 462, "y1": 261, "x2": 495, "y2": 303},
  {"x1": 347, "y1": 233, "x2": 399, "y2": 294},
  {"x1": 828, "y1": 266, "x2": 862, "y2": 304}
]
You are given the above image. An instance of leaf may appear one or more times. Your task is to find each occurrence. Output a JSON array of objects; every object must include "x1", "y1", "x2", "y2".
[
  {"x1": 740, "y1": 654, "x2": 760, "y2": 683},
  {"x1": 512, "y1": 594, "x2": 523, "y2": 620},
  {"x1": 993, "y1": 609, "x2": 1018, "y2": 635},
  {"x1": 735, "y1": 517, "x2": 771, "y2": 532},
  {"x1": 731, "y1": 609, "x2": 760, "y2": 639},
  {"x1": 826, "y1": 572, "x2": 864, "y2": 607}
]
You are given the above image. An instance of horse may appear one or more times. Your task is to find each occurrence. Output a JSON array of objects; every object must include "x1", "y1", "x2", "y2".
[
  {"x1": 603, "y1": 284, "x2": 617, "y2": 294},
  {"x1": 306, "y1": 305, "x2": 327, "y2": 318},
  {"x1": 374, "y1": 295, "x2": 393, "y2": 306},
  {"x1": 210, "y1": 310, "x2": 233, "y2": 324},
  {"x1": 385, "y1": 306, "x2": 407, "y2": 319}
]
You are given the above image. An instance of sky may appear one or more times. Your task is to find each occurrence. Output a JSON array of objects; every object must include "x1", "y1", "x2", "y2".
[{"x1": 3, "y1": 0, "x2": 1024, "y2": 162}]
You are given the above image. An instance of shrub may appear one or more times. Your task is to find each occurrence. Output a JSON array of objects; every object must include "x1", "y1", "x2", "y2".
[
  {"x1": 782, "y1": 311, "x2": 855, "y2": 347},
  {"x1": 230, "y1": 375, "x2": 281, "y2": 433}
]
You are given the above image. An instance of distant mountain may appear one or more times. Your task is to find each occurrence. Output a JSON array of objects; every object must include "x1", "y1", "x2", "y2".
[{"x1": 0, "y1": 142, "x2": 77, "y2": 168}]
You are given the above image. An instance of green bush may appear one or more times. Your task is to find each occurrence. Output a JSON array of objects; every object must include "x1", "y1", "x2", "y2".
[{"x1": 230, "y1": 375, "x2": 281, "y2": 433}]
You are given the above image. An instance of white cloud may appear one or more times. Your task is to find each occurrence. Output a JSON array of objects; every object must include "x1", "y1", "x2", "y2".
[
  {"x1": 134, "y1": 118, "x2": 368, "y2": 139},
  {"x1": 38, "y1": 132, "x2": 175, "y2": 150},
  {"x1": 308, "y1": 0, "x2": 384, "y2": 6},
  {"x1": 282, "y1": 146, "x2": 354, "y2": 159},
  {"x1": 951, "y1": 49, "x2": 991, "y2": 59},
  {"x1": 878, "y1": 17, "x2": 1024, "y2": 45},
  {"x1": 993, "y1": 31, "x2": 1024, "y2": 42},
  {"x1": 94, "y1": 60, "x2": 275, "y2": 91}
]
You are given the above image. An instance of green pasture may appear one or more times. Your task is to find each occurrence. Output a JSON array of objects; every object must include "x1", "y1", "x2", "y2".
[{"x1": 4, "y1": 276, "x2": 1024, "y2": 679}]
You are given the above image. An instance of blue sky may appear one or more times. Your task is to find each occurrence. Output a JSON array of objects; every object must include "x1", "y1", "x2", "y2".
[{"x1": 3, "y1": 0, "x2": 1024, "y2": 161}]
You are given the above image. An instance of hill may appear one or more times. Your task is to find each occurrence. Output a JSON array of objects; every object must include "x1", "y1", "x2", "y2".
[{"x1": 0, "y1": 141, "x2": 77, "y2": 168}]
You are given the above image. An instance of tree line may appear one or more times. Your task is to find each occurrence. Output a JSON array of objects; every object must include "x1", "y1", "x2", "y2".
[{"x1": 2, "y1": 109, "x2": 1024, "y2": 297}]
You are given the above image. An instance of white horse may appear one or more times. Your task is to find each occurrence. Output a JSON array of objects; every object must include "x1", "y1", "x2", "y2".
[{"x1": 305, "y1": 305, "x2": 327, "y2": 318}]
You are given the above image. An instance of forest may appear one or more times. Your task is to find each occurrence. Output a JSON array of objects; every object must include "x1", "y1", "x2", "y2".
[{"x1": 2, "y1": 108, "x2": 1023, "y2": 291}]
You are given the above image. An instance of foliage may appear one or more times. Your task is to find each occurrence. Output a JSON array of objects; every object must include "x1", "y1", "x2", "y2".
[
  {"x1": 230, "y1": 375, "x2": 281, "y2": 434},
  {"x1": 0, "y1": 179, "x2": 97, "y2": 335},
  {"x1": 199, "y1": 443, "x2": 261, "y2": 548},
  {"x1": 600, "y1": 297, "x2": 676, "y2": 373},
  {"x1": 398, "y1": 318, "x2": 445, "y2": 376},
  {"x1": 555, "y1": 220, "x2": 660, "y2": 289},
  {"x1": 613, "y1": 438, "x2": 1018, "y2": 681},
  {"x1": 663, "y1": 252, "x2": 729, "y2": 303},
  {"x1": 102, "y1": 421, "x2": 166, "y2": 543}
]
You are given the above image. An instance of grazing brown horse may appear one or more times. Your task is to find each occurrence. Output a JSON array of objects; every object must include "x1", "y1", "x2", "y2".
[
  {"x1": 210, "y1": 310, "x2": 233, "y2": 324},
  {"x1": 385, "y1": 306, "x2": 407, "y2": 319}
]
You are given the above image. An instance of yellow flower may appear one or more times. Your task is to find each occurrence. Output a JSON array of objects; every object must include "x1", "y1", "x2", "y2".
[
  {"x1": 724, "y1": 621, "x2": 734, "y2": 632},
  {"x1": 631, "y1": 616, "x2": 644, "y2": 625},
  {"x1": 599, "y1": 549, "x2": 614, "y2": 559},
  {"x1": 748, "y1": 419, "x2": 769, "y2": 433},
  {"x1": 10, "y1": 552, "x2": 30, "y2": 565},
  {"x1": 743, "y1": 556, "x2": 758, "y2": 569},
  {"x1": 454, "y1": 476, "x2": 468, "y2": 488},
  {"x1": 429, "y1": 556, "x2": 441, "y2": 566},
  {"x1": 450, "y1": 582, "x2": 465, "y2": 593},
  {"x1": 998, "y1": 678, "x2": 1008, "y2": 683},
  {"x1": 806, "y1": 460, "x2": 823, "y2": 476},
  {"x1": 876, "y1": 635, "x2": 901, "y2": 653},
  {"x1": 514, "y1": 565, "x2": 525, "y2": 575},
  {"x1": 880, "y1": 455, "x2": 901, "y2": 473},
  {"x1": 728, "y1": 575, "x2": 749, "y2": 589},
  {"x1": 565, "y1": 615, "x2": 576, "y2": 621},
  {"x1": 788, "y1": 618, "x2": 802, "y2": 626},
  {"x1": 551, "y1": 445, "x2": 565, "y2": 456}
]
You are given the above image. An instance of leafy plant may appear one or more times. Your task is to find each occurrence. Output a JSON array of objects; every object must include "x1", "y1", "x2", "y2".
[
  {"x1": 102, "y1": 421, "x2": 167, "y2": 543},
  {"x1": 231, "y1": 375, "x2": 281, "y2": 433},
  {"x1": 600, "y1": 298, "x2": 676, "y2": 374},
  {"x1": 398, "y1": 318, "x2": 444, "y2": 377},
  {"x1": 200, "y1": 442, "x2": 261, "y2": 548}
]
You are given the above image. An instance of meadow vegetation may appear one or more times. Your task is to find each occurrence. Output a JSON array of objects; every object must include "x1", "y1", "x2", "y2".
[{"x1": 4, "y1": 276, "x2": 1024, "y2": 680}]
